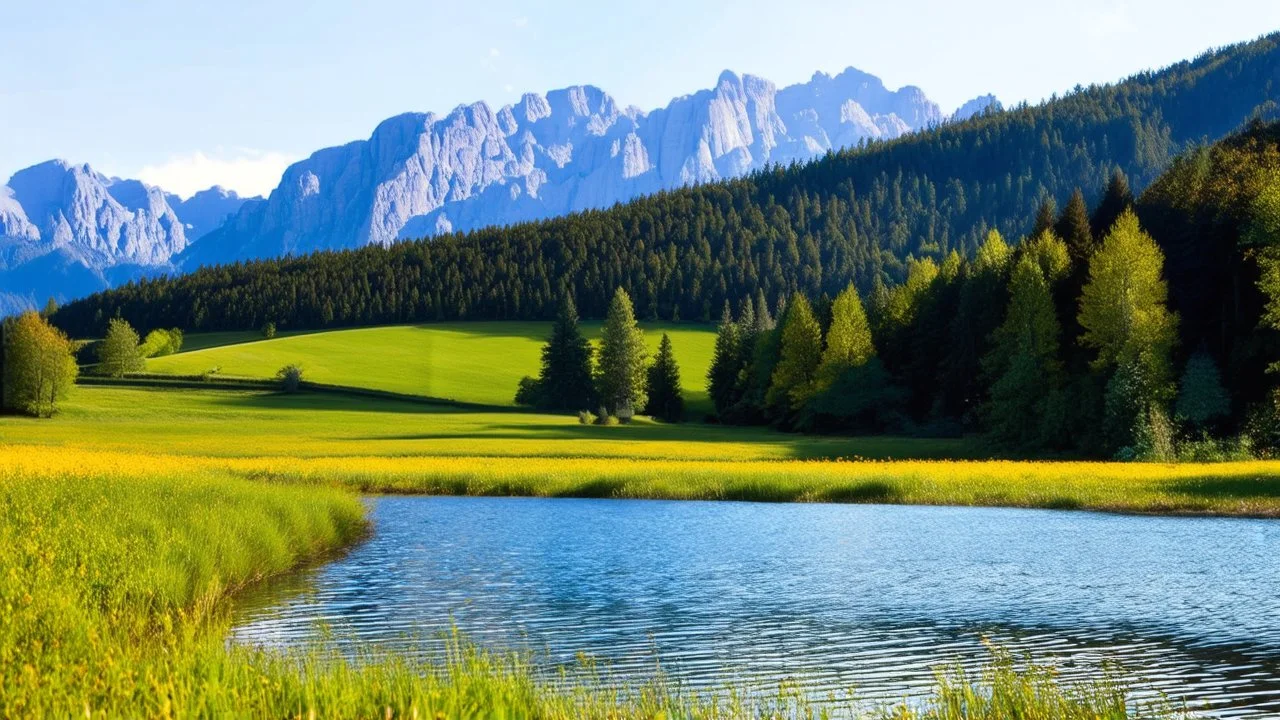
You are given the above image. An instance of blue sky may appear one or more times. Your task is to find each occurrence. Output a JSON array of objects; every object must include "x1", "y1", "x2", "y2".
[{"x1": 3, "y1": 0, "x2": 1279, "y2": 198}]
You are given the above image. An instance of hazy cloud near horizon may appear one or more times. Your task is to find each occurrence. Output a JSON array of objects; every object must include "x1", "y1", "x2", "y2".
[{"x1": 131, "y1": 149, "x2": 298, "y2": 200}]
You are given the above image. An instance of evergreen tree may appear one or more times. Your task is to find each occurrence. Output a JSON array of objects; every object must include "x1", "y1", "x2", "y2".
[
  {"x1": 1176, "y1": 350, "x2": 1231, "y2": 430},
  {"x1": 1091, "y1": 169, "x2": 1135, "y2": 239},
  {"x1": 766, "y1": 293, "x2": 823, "y2": 416},
  {"x1": 526, "y1": 295, "x2": 596, "y2": 411},
  {"x1": 941, "y1": 230, "x2": 1013, "y2": 419},
  {"x1": 1055, "y1": 188, "x2": 1095, "y2": 267},
  {"x1": 596, "y1": 287, "x2": 647, "y2": 415},
  {"x1": 644, "y1": 333, "x2": 684, "y2": 422},
  {"x1": 982, "y1": 256, "x2": 1065, "y2": 449},
  {"x1": 816, "y1": 283, "x2": 875, "y2": 390},
  {"x1": 707, "y1": 304, "x2": 742, "y2": 416},
  {"x1": 97, "y1": 318, "x2": 144, "y2": 378},
  {"x1": 1032, "y1": 197, "x2": 1058, "y2": 239}
]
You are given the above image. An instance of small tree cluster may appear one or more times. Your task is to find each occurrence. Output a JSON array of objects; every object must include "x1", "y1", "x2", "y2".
[
  {"x1": 517, "y1": 288, "x2": 684, "y2": 423},
  {"x1": 140, "y1": 328, "x2": 184, "y2": 358}
]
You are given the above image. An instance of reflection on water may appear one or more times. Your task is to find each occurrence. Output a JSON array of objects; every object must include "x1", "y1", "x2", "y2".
[{"x1": 231, "y1": 496, "x2": 1280, "y2": 716}]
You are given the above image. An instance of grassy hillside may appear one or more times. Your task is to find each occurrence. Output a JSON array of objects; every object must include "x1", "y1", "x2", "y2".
[{"x1": 149, "y1": 322, "x2": 717, "y2": 412}]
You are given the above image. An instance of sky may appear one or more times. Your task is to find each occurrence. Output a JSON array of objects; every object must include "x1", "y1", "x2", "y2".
[{"x1": 3, "y1": 0, "x2": 1280, "y2": 199}]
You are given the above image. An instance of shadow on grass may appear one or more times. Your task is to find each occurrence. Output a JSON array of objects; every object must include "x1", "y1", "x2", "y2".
[
  {"x1": 1168, "y1": 474, "x2": 1280, "y2": 500},
  {"x1": 814, "y1": 481, "x2": 903, "y2": 504}
]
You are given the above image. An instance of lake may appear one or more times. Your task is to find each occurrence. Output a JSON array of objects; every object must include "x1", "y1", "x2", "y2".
[{"x1": 231, "y1": 496, "x2": 1280, "y2": 716}]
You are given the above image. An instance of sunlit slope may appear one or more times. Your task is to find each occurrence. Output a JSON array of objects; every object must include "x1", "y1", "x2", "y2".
[{"x1": 147, "y1": 322, "x2": 717, "y2": 411}]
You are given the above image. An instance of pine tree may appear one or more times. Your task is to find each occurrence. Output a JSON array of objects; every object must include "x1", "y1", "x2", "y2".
[
  {"x1": 98, "y1": 318, "x2": 144, "y2": 378},
  {"x1": 707, "y1": 304, "x2": 741, "y2": 416},
  {"x1": 1091, "y1": 169, "x2": 1134, "y2": 239},
  {"x1": 645, "y1": 333, "x2": 684, "y2": 422},
  {"x1": 1032, "y1": 197, "x2": 1058, "y2": 239},
  {"x1": 766, "y1": 293, "x2": 823, "y2": 416},
  {"x1": 1055, "y1": 188, "x2": 1095, "y2": 267},
  {"x1": 529, "y1": 295, "x2": 596, "y2": 411},
  {"x1": 596, "y1": 287, "x2": 647, "y2": 415},
  {"x1": 982, "y1": 256, "x2": 1065, "y2": 449},
  {"x1": 941, "y1": 230, "x2": 1013, "y2": 419},
  {"x1": 1176, "y1": 350, "x2": 1230, "y2": 430},
  {"x1": 815, "y1": 283, "x2": 874, "y2": 391}
]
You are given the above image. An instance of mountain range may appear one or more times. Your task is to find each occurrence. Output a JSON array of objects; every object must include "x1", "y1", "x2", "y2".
[{"x1": 0, "y1": 67, "x2": 997, "y2": 313}]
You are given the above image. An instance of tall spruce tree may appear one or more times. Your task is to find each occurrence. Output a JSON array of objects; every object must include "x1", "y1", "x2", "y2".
[
  {"x1": 940, "y1": 230, "x2": 1013, "y2": 419},
  {"x1": 1032, "y1": 197, "x2": 1058, "y2": 239},
  {"x1": 1055, "y1": 188, "x2": 1095, "y2": 267},
  {"x1": 1176, "y1": 350, "x2": 1230, "y2": 430},
  {"x1": 766, "y1": 293, "x2": 823, "y2": 417},
  {"x1": 816, "y1": 283, "x2": 875, "y2": 390},
  {"x1": 645, "y1": 333, "x2": 684, "y2": 422},
  {"x1": 533, "y1": 295, "x2": 596, "y2": 411},
  {"x1": 1091, "y1": 169, "x2": 1135, "y2": 239},
  {"x1": 982, "y1": 256, "x2": 1065, "y2": 449},
  {"x1": 596, "y1": 287, "x2": 647, "y2": 415},
  {"x1": 707, "y1": 303, "x2": 742, "y2": 416}
]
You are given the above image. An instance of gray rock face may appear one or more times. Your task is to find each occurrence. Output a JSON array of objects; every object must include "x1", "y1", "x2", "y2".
[
  {"x1": 0, "y1": 67, "x2": 996, "y2": 308},
  {"x1": 199, "y1": 69, "x2": 996, "y2": 264},
  {"x1": 168, "y1": 186, "x2": 254, "y2": 243},
  {"x1": 951, "y1": 94, "x2": 1003, "y2": 122},
  {"x1": 0, "y1": 161, "x2": 254, "y2": 309}
]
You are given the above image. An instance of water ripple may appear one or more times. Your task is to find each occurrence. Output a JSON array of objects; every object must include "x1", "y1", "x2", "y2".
[{"x1": 231, "y1": 497, "x2": 1280, "y2": 716}]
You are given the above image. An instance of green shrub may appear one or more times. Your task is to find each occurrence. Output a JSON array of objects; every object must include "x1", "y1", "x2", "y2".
[{"x1": 276, "y1": 364, "x2": 303, "y2": 393}]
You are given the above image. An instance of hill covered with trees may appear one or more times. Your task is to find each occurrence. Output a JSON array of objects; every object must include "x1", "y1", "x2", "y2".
[
  {"x1": 50, "y1": 33, "x2": 1280, "y2": 339},
  {"x1": 701, "y1": 119, "x2": 1280, "y2": 458}
]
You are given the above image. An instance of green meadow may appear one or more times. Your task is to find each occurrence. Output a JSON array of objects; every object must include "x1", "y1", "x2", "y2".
[
  {"x1": 147, "y1": 321, "x2": 718, "y2": 412},
  {"x1": 0, "y1": 323, "x2": 1262, "y2": 718}
]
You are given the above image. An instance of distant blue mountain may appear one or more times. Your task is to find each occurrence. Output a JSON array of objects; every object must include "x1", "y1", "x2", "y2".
[{"x1": 0, "y1": 68, "x2": 994, "y2": 312}]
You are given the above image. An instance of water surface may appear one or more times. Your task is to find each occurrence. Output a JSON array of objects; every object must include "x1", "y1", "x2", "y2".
[{"x1": 232, "y1": 496, "x2": 1280, "y2": 716}]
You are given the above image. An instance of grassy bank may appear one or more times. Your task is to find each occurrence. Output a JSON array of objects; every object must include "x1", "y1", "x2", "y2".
[
  {"x1": 146, "y1": 321, "x2": 719, "y2": 412},
  {"x1": 0, "y1": 453, "x2": 1182, "y2": 718},
  {"x1": 7, "y1": 443, "x2": 1280, "y2": 518},
  {"x1": 4, "y1": 386, "x2": 1280, "y2": 516}
]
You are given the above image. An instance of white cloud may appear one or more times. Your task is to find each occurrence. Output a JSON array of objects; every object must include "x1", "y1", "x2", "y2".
[
  {"x1": 133, "y1": 148, "x2": 297, "y2": 199},
  {"x1": 489, "y1": 47, "x2": 501, "y2": 57}
]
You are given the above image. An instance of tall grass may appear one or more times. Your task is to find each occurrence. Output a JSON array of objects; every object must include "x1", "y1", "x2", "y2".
[
  {"x1": 0, "y1": 447, "x2": 1186, "y2": 717},
  {"x1": 10, "y1": 445, "x2": 1280, "y2": 517}
]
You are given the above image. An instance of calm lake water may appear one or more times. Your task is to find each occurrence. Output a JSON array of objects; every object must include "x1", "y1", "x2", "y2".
[{"x1": 231, "y1": 496, "x2": 1280, "y2": 716}]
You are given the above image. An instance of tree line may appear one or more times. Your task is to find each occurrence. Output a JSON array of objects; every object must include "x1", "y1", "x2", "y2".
[
  {"x1": 50, "y1": 34, "x2": 1280, "y2": 340},
  {"x1": 704, "y1": 120, "x2": 1280, "y2": 458},
  {"x1": 516, "y1": 288, "x2": 684, "y2": 423}
]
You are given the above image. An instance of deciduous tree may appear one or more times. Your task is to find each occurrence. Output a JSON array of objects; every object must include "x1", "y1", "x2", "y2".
[
  {"x1": 2, "y1": 311, "x2": 77, "y2": 417},
  {"x1": 98, "y1": 318, "x2": 144, "y2": 378}
]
